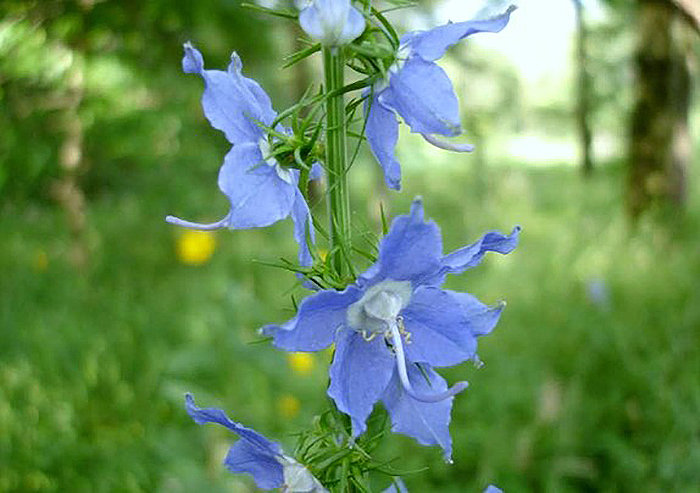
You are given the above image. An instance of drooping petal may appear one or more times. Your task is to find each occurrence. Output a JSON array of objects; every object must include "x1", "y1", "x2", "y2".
[
  {"x1": 365, "y1": 94, "x2": 402, "y2": 190},
  {"x1": 400, "y1": 286, "x2": 475, "y2": 367},
  {"x1": 381, "y1": 364, "x2": 455, "y2": 461},
  {"x1": 445, "y1": 290, "x2": 504, "y2": 337},
  {"x1": 400, "y1": 6, "x2": 516, "y2": 62},
  {"x1": 262, "y1": 285, "x2": 363, "y2": 352},
  {"x1": 185, "y1": 394, "x2": 283, "y2": 455},
  {"x1": 328, "y1": 329, "x2": 395, "y2": 436},
  {"x1": 359, "y1": 198, "x2": 443, "y2": 287},
  {"x1": 299, "y1": 0, "x2": 365, "y2": 47},
  {"x1": 381, "y1": 56, "x2": 460, "y2": 136},
  {"x1": 218, "y1": 143, "x2": 297, "y2": 229},
  {"x1": 291, "y1": 188, "x2": 315, "y2": 266},
  {"x1": 224, "y1": 439, "x2": 285, "y2": 490},
  {"x1": 440, "y1": 226, "x2": 520, "y2": 275},
  {"x1": 183, "y1": 43, "x2": 274, "y2": 145}
]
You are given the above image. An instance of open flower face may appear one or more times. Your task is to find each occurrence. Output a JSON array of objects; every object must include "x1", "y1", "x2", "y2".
[
  {"x1": 366, "y1": 6, "x2": 516, "y2": 190},
  {"x1": 166, "y1": 43, "x2": 314, "y2": 266},
  {"x1": 263, "y1": 199, "x2": 519, "y2": 459}
]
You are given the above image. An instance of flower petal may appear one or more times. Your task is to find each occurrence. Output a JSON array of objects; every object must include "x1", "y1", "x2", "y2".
[
  {"x1": 400, "y1": 6, "x2": 516, "y2": 62},
  {"x1": 381, "y1": 364, "x2": 455, "y2": 461},
  {"x1": 365, "y1": 94, "x2": 402, "y2": 190},
  {"x1": 440, "y1": 226, "x2": 520, "y2": 275},
  {"x1": 262, "y1": 285, "x2": 363, "y2": 352},
  {"x1": 359, "y1": 198, "x2": 443, "y2": 287},
  {"x1": 183, "y1": 43, "x2": 274, "y2": 145},
  {"x1": 400, "y1": 286, "x2": 475, "y2": 367},
  {"x1": 291, "y1": 188, "x2": 315, "y2": 267},
  {"x1": 445, "y1": 290, "x2": 504, "y2": 337},
  {"x1": 299, "y1": 0, "x2": 365, "y2": 46},
  {"x1": 382, "y1": 56, "x2": 460, "y2": 136},
  {"x1": 224, "y1": 440, "x2": 285, "y2": 490},
  {"x1": 218, "y1": 143, "x2": 297, "y2": 229},
  {"x1": 328, "y1": 329, "x2": 395, "y2": 436}
]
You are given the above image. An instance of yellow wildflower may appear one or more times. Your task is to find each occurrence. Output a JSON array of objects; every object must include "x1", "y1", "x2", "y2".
[
  {"x1": 287, "y1": 352, "x2": 314, "y2": 376},
  {"x1": 176, "y1": 230, "x2": 216, "y2": 265},
  {"x1": 277, "y1": 394, "x2": 301, "y2": 419}
]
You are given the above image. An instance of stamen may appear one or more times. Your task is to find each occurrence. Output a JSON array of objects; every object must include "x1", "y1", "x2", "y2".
[
  {"x1": 166, "y1": 213, "x2": 231, "y2": 230},
  {"x1": 361, "y1": 330, "x2": 378, "y2": 342},
  {"x1": 389, "y1": 320, "x2": 468, "y2": 403},
  {"x1": 421, "y1": 133, "x2": 474, "y2": 153}
]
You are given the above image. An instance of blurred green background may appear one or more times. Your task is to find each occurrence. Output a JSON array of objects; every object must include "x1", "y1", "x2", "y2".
[{"x1": 1, "y1": 0, "x2": 699, "y2": 491}]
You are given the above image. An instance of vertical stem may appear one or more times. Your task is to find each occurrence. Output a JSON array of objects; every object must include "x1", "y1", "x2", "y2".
[{"x1": 323, "y1": 47, "x2": 352, "y2": 278}]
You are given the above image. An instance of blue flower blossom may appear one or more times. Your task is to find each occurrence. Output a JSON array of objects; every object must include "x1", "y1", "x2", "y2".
[
  {"x1": 300, "y1": 0, "x2": 365, "y2": 47},
  {"x1": 186, "y1": 394, "x2": 327, "y2": 492},
  {"x1": 366, "y1": 6, "x2": 516, "y2": 189},
  {"x1": 484, "y1": 486, "x2": 503, "y2": 493},
  {"x1": 166, "y1": 43, "x2": 315, "y2": 266},
  {"x1": 263, "y1": 198, "x2": 519, "y2": 460}
]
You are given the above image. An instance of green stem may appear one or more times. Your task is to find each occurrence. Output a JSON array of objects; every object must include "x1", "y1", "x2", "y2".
[{"x1": 323, "y1": 47, "x2": 352, "y2": 279}]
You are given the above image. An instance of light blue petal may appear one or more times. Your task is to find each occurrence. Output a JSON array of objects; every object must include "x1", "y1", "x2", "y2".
[
  {"x1": 219, "y1": 144, "x2": 297, "y2": 229},
  {"x1": 227, "y1": 52, "x2": 277, "y2": 127},
  {"x1": 401, "y1": 286, "x2": 475, "y2": 367},
  {"x1": 400, "y1": 6, "x2": 516, "y2": 62},
  {"x1": 185, "y1": 394, "x2": 283, "y2": 455},
  {"x1": 299, "y1": 0, "x2": 364, "y2": 46},
  {"x1": 382, "y1": 56, "x2": 460, "y2": 136},
  {"x1": 182, "y1": 43, "x2": 274, "y2": 144},
  {"x1": 381, "y1": 364, "x2": 454, "y2": 461},
  {"x1": 365, "y1": 93, "x2": 402, "y2": 190},
  {"x1": 291, "y1": 188, "x2": 315, "y2": 267},
  {"x1": 262, "y1": 285, "x2": 363, "y2": 351},
  {"x1": 224, "y1": 440, "x2": 285, "y2": 490},
  {"x1": 328, "y1": 329, "x2": 395, "y2": 436},
  {"x1": 484, "y1": 486, "x2": 503, "y2": 493},
  {"x1": 440, "y1": 226, "x2": 520, "y2": 275},
  {"x1": 445, "y1": 290, "x2": 504, "y2": 337},
  {"x1": 359, "y1": 198, "x2": 443, "y2": 287},
  {"x1": 309, "y1": 161, "x2": 324, "y2": 181}
]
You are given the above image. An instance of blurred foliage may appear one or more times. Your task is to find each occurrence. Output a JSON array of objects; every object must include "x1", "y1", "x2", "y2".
[{"x1": 0, "y1": 0, "x2": 275, "y2": 203}]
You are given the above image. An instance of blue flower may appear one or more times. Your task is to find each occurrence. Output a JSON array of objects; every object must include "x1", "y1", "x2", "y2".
[
  {"x1": 263, "y1": 198, "x2": 519, "y2": 460},
  {"x1": 186, "y1": 394, "x2": 327, "y2": 492},
  {"x1": 366, "y1": 6, "x2": 516, "y2": 189},
  {"x1": 300, "y1": 0, "x2": 365, "y2": 47},
  {"x1": 166, "y1": 43, "x2": 315, "y2": 266},
  {"x1": 484, "y1": 486, "x2": 503, "y2": 493}
]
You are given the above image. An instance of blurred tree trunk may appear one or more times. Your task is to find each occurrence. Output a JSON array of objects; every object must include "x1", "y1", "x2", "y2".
[
  {"x1": 573, "y1": 0, "x2": 594, "y2": 176},
  {"x1": 627, "y1": 0, "x2": 692, "y2": 220},
  {"x1": 52, "y1": 54, "x2": 90, "y2": 268}
]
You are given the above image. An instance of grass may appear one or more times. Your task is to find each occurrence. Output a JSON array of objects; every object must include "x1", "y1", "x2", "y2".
[{"x1": 1, "y1": 150, "x2": 699, "y2": 491}]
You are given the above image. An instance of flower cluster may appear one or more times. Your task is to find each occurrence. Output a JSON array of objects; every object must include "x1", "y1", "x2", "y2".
[{"x1": 170, "y1": 1, "x2": 519, "y2": 490}]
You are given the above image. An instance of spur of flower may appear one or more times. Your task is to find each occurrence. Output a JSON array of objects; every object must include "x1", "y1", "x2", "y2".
[
  {"x1": 166, "y1": 43, "x2": 315, "y2": 266},
  {"x1": 299, "y1": 0, "x2": 365, "y2": 47},
  {"x1": 186, "y1": 394, "x2": 327, "y2": 492},
  {"x1": 263, "y1": 198, "x2": 519, "y2": 459},
  {"x1": 366, "y1": 6, "x2": 516, "y2": 190}
]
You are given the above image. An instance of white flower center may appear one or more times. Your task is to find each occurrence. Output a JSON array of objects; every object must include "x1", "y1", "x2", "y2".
[
  {"x1": 258, "y1": 138, "x2": 293, "y2": 185},
  {"x1": 346, "y1": 280, "x2": 412, "y2": 335},
  {"x1": 279, "y1": 455, "x2": 327, "y2": 492}
]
